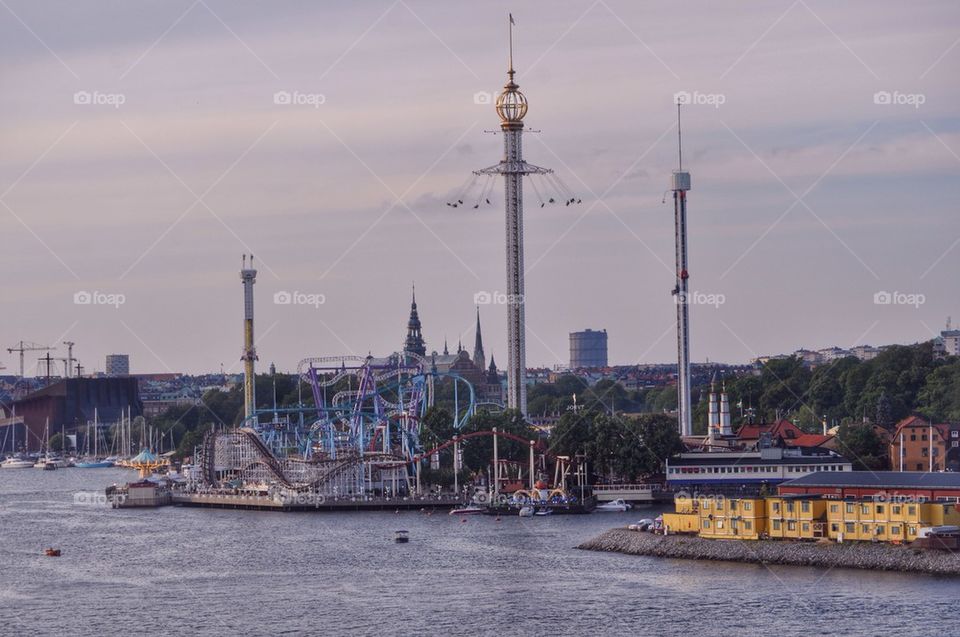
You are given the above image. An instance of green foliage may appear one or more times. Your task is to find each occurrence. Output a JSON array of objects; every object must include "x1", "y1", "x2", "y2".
[{"x1": 835, "y1": 422, "x2": 888, "y2": 471}]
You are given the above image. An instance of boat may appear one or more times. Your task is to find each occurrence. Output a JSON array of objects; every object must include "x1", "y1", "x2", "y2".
[
  {"x1": 534, "y1": 508, "x2": 552, "y2": 516},
  {"x1": 44, "y1": 548, "x2": 61, "y2": 557},
  {"x1": 74, "y1": 460, "x2": 115, "y2": 469},
  {"x1": 518, "y1": 506, "x2": 534, "y2": 518},
  {"x1": 394, "y1": 530, "x2": 409, "y2": 544},
  {"x1": 596, "y1": 498, "x2": 632, "y2": 512},
  {"x1": 449, "y1": 504, "x2": 485, "y2": 515},
  {"x1": 1, "y1": 457, "x2": 34, "y2": 469}
]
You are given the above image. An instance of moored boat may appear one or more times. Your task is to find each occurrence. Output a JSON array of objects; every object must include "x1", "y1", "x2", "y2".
[
  {"x1": 1, "y1": 457, "x2": 34, "y2": 469},
  {"x1": 596, "y1": 499, "x2": 632, "y2": 512}
]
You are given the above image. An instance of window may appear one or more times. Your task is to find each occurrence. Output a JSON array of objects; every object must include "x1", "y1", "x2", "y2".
[
  {"x1": 908, "y1": 505, "x2": 917, "y2": 516},
  {"x1": 802, "y1": 523, "x2": 810, "y2": 532},
  {"x1": 845, "y1": 522, "x2": 855, "y2": 533},
  {"x1": 876, "y1": 505, "x2": 884, "y2": 514},
  {"x1": 892, "y1": 505, "x2": 901, "y2": 515},
  {"x1": 891, "y1": 525, "x2": 901, "y2": 535},
  {"x1": 910, "y1": 434, "x2": 916, "y2": 441},
  {"x1": 846, "y1": 503, "x2": 854, "y2": 514},
  {"x1": 831, "y1": 523, "x2": 840, "y2": 533},
  {"x1": 787, "y1": 521, "x2": 797, "y2": 531},
  {"x1": 787, "y1": 502, "x2": 795, "y2": 513},
  {"x1": 861, "y1": 524, "x2": 870, "y2": 534},
  {"x1": 908, "y1": 525, "x2": 917, "y2": 535},
  {"x1": 830, "y1": 504, "x2": 838, "y2": 513},
  {"x1": 772, "y1": 502, "x2": 781, "y2": 513},
  {"x1": 730, "y1": 500, "x2": 737, "y2": 511},
  {"x1": 802, "y1": 501, "x2": 810, "y2": 513},
  {"x1": 745, "y1": 521, "x2": 752, "y2": 530},
  {"x1": 744, "y1": 501, "x2": 751, "y2": 511},
  {"x1": 922, "y1": 434, "x2": 928, "y2": 441},
  {"x1": 922, "y1": 448, "x2": 928, "y2": 457},
  {"x1": 773, "y1": 520, "x2": 781, "y2": 530},
  {"x1": 860, "y1": 504, "x2": 869, "y2": 515},
  {"x1": 876, "y1": 525, "x2": 885, "y2": 536},
  {"x1": 916, "y1": 463, "x2": 923, "y2": 470},
  {"x1": 702, "y1": 519, "x2": 710, "y2": 529}
]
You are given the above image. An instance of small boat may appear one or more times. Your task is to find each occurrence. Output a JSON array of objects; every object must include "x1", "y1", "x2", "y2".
[
  {"x1": 394, "y1": 530, "x2": 409, "y2": 544},
  {"x1": 518, "y1": 506, "x2": 534, "y2": 518},
  {"x1": 1, "y1": 457, "x2": 34, "y2": 469},
  {"x1": 534, "y1": 508, "x2": 552, "y2": 516},
  {"x1": 449, "y1": 504, "x2": 485, "y2": 516},
  {"x1": 44, "y1": 548, "x2": 61, "y2": 557},
  {"x1": 73, "y1": 460, "x2": 115, "y2": 469},
  {"x1": 596, "y1": 499, "x2": 632, "y2": 512}
]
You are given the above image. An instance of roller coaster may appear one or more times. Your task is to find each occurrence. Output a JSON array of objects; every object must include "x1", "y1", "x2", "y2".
[{"x1": 196, "y1": 352, "x2": 481, "y2": 495}]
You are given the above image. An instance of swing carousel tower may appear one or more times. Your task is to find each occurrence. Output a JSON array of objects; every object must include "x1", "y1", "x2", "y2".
[{"x1": 474, "y1": 16, "x2": 555, "y2": 417}]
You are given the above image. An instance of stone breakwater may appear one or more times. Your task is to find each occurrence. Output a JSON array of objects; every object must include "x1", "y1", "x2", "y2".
[{"x1": 578, "y1": 528, "x2": 960, "y2": 576}]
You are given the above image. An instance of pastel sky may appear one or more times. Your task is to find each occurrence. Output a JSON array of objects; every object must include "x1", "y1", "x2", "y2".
[{"x1": 1, "y1": 0, "x2": 957, "y2": 375}]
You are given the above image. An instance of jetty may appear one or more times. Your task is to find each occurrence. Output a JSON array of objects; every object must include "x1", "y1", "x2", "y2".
[{"x1": 578, "y1": 528, "x2": 960, "y2": 576}]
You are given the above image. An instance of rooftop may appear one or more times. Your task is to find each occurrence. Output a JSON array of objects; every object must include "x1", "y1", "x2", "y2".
[{"x1": 781, "y1": 471, "x2": 960, "y2": 490}]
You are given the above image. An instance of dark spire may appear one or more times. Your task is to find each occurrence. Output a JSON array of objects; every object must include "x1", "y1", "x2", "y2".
[
  {"x1": 487, "y1": 354, "x2": 499, "y2": 384},
  {"x1": 473, "y1": 306, "x2": 486, "y2": 372},
  {"x1": 443, "y1": 337, "x2": 449, "y2": 356},
  {"x1": 403, "y1": 283, "x2": 426, "y2": 358}
]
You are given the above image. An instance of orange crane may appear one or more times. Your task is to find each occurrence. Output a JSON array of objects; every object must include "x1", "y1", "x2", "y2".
[{"x1": 6, "y1": 341, "x2": 54, "y2": 378}]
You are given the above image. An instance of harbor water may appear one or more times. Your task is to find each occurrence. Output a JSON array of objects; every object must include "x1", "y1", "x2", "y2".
[{"x1": 2, "y1": 468, "x2": 958, "y2": 636}]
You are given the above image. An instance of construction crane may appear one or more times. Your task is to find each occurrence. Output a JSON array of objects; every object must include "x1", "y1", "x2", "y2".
[
  {"x1": 6, "y1": 341, "x2": 54, "y2": 378},
  {"x1": 62, "y1": 341, "x2": 76, "y2": 378}
]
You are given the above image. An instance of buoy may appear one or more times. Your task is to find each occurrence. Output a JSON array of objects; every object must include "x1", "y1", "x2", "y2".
[{"x1": 460, "y1": 518, "x2": 467, "y2": 523}]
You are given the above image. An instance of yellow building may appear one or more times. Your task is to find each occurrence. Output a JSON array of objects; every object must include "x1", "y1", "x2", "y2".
[
  {"x1": 765, "y1": 496, "x2": 827, "y2": 540},
  {"x1": 825, "y1": 499, "x2": 960, "y2": 543},
  {"x1": 697, "y1": 497, "x2": 767, "y2": 540},
  {"x1": 664, "y1": 493, "x2": 960, "y2": 545}
]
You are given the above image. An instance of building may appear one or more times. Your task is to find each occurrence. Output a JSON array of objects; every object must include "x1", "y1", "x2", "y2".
[
  {"x1": 665, "y1": 446, "x2": 852, "y2": 489},
  {"x1": 105, "y1": 354, "x2": 130, "y2": 376},
  {"x1": 4, "y1": 377, "x2": 142, "y2": 452},
  {"x1": 664, "y1": 491, "x2": 960, "y2": 544},
  {"x1": 888, "y1": 415, "x2": 960, "y2": 472},
  {"x1": 403, "y1": 286, "x2": 426, "y2": 359},
  {"x1": 777, "y1": 470, "x2": 960, "y2": 502},
  {"x1": 569, "y1": 329, "x2": 608, "y2": 368},
  {"x1": 934, "y1": 329, "x2": 960, "y2": 359}
]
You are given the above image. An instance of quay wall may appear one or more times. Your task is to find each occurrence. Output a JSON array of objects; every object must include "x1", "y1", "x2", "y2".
[{"x1": 578, "y1": 528, "x2": 960, "y2": 576}]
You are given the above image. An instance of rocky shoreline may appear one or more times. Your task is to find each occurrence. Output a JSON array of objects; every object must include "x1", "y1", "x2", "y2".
[{"x1": 578, "y1": 528, "x2": 960, "y2": 575}]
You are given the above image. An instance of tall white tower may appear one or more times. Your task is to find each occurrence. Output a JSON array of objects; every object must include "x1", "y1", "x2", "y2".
[
  {"x1": 240, "y1": 254, "x2": 258, "y2": 423},
  {"x1": 475, "y1": 16, "x2": 553, "y2": 417},
  {"x1": 672, "y1": 104, "x2": 693, "y2": 437}
]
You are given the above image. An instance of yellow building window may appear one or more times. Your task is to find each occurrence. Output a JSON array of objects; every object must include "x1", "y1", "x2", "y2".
[
  {"x1": 891, "y1": 525, "x2": 901, "y2": 535},
  {"x1": 801, "y1": 501, "x2": 810, "y2": 513},
  {"x1": 845, "y1": 522, "x2": 855, "y2": 533},
  {"x1": 860, "y1": 504, "x2": 869, "y2": 515},
  {"x1": 802, "y1": 523, "x2": 810, "y2": 532},
  {"x1": 892, "y1": 505, "x2": 901, "y2": 515},
  {"x1": 830, "y1": 504, "x2": 838, "y2": 513},
  {"x1": 846, "y1": 503, "x2": 854, "y2": 514},
  {"x1": 787, "y1": 521, "x2": 796, "y2": 531},
  {"x1": 773, "y1": 502, "x2": 781, "y2": 513},
  {"x1": 861, "y1": 524, "x2": 870, "y2": 534},
  {"x1": 876, "y1": 505, "x2": 884, "y2": 514},
  {"x1": 876, "y1": 525, "x2": 885, "y2": 536},
  {"x1": 787, "y1": 502, "x2": 795, "y2": 513},
  {"x1": 908, "y1": 526, "x2": 917, "y2": 535},
  {"x1": 773, "y1": 520, "x2": 781, "y2": 531},
  {"x1": 908, "y1": 506, "x2": 917, "y2": 516},
  {"x1": 744, "y1": 502, "x2": 751, "y2": 511},
  {"x1": 703, "y1": 520, "x2": 711, "y2": 529},
  {"x1": 745, "y1": 521, "x2": 752, "y2": 530}
]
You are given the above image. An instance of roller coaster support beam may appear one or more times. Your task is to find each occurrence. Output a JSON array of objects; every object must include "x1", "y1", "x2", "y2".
[{"x1": 416, "y1": 459, "x2": 421, "y2": 496}]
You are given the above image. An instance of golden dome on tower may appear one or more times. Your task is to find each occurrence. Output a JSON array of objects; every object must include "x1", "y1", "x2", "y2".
[{"x1": 496, "y1": 73, "x2": 527, "y2": 125}]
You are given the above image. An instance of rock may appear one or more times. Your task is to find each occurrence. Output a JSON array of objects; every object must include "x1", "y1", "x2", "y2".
[{"x1": 577, "y1": 528, "x2": 960, "y2": 576}]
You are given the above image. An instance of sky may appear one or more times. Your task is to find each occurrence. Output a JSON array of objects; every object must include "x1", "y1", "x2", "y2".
[{"x1": 0, "y1": 0, "x2": 958, "y2": 375}]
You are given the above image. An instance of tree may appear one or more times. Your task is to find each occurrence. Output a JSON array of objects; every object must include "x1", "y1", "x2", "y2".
[
  {"x1": 619, "y1": 414, "x2": 684, "y2": 479},
  {"x1": 835, "y1": 422, "x2": 887, "y2": 471}
]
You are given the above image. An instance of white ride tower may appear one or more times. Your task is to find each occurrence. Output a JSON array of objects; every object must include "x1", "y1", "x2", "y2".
[
  {"x1": 671, "y1": 105, "x2": 693, "y2": 437},
  {"x1": 475, "y1": 18, "x2": 552, "y2": 417},
  {"x1": 240, "y1": 254, "x2": 258, "y2": 423}
]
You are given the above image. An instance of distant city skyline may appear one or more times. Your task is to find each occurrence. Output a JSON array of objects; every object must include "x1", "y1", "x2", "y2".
[{"x1": 1, "y1": 1, "x2": 957, "y2": 375}]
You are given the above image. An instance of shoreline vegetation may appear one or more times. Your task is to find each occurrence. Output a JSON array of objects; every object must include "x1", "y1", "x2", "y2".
[{"x1": 577, "y1": 528, "x2": 960, "y2": 576}]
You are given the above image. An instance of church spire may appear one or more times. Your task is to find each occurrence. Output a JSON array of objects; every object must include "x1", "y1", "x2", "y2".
[
  {"x1": 443, "y1": 336, "x2": 449, "y2": 356},
  {"x1": 473, "y1": 306, "x2": 486, "y2": 372},
  {"x1": 403, "y1": 283, "x2": 426, "y2": 358}
]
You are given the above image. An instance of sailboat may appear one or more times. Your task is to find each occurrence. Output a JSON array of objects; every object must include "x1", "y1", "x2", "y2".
[
  {"x1": 1, "y1": 419, "x2": 33, "y2": 468},
  {"x1": 74, "y1": 410, "x2": 114, "y2": 469},
  {"x1": 34, "y1": 419, "x2": 65, "y2": 470}
]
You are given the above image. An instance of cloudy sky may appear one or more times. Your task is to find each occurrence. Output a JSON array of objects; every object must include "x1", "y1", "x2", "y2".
[{"x1": 1, "y1": 0, "x2": 957, "y2": 375}]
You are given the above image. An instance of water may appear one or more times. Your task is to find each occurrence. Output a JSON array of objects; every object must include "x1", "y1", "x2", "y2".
[{"x1": 2, "y1": 469, "x2": 957, "y2": 636}]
